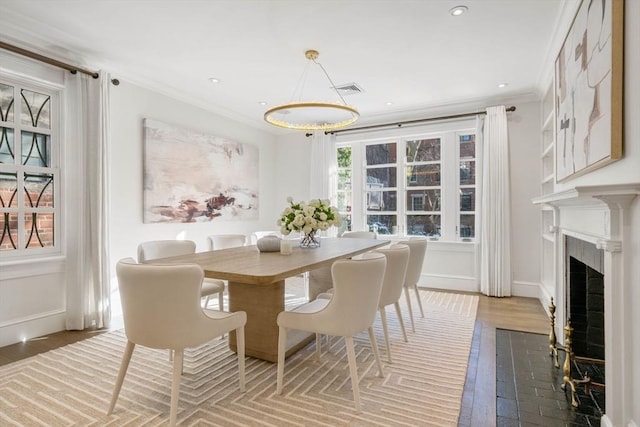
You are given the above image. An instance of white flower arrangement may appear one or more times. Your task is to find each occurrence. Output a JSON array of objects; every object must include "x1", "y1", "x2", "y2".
[{"x1": 277, "y1": 197, "x2": 342, "y2": 235}]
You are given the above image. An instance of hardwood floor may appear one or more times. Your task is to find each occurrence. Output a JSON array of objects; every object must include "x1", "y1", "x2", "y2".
[{"x1": 0, "y1": 289, "x2": 550, "y2": 427}]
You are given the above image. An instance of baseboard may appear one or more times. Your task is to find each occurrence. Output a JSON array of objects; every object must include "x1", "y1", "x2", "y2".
[
  {"x1": 511, "y1": 280, "x2": 540, "y2": 298},
  {"x1": 0, "y1": 310, "x2": 66, "y2": 347},
  {"x1": 420, "y1": 273, "x2": 478, "y2": 293}
]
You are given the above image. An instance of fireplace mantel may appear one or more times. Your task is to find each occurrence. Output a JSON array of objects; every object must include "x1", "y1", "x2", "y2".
[
  {"x1": 532, "y1": 183, "x2": 639, "y2": 427},
  {"x1": 532, "y1": 183, "x2": 640, "y2": 207}
]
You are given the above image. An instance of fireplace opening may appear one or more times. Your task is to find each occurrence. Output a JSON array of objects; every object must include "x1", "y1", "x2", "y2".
[
  {"x1": 565, "y1": 236, "x2": 606, "y2": 413},
  {"x1": 569, "y1": 257, "x2": 604, "y2": 360}
]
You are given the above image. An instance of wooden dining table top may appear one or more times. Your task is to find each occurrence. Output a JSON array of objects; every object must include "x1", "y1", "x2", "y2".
[{"x1": 149, "y1": 237, "x2": 388, "y2": 285}]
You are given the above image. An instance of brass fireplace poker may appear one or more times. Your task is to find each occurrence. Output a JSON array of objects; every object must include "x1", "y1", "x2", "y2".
[{"x1": 548, "y1": 298, "x2": 605, "y2": 408}]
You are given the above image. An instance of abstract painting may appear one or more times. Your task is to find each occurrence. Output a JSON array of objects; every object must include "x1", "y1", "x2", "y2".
[
  {"x1": 143, "y1": 119, "x2": 258, "y2": 223},
  {"x1": 555, "y1": 0, "x2": 623, "y2": 181}
]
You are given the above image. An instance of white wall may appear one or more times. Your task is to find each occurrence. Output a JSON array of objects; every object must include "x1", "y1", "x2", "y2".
[
  {"x1": 508, "y1": 101, "x2": 543, "y2": 296},
  {"x1": 109, "y1": 80, "x2": 279, "y2": 268}
]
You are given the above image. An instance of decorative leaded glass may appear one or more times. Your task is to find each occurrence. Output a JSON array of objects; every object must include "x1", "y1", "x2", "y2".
[
  {"x1": 0, "y1": 126, "x2": 15, "y2": 164},
  {"x1": 20, "y1": 88, "x2": 50, "y2": 129},
  {"x1": 0, "y1": 172, "x2": 18, "y2": 208},
  {"x1": 24, "y1": 212, "x2": 54, "y2": 248},
  {"x1": 24, "y1": 172, "x2": 54, "y2": 208},
  {"x1": 21, "y1": 132, "x2": 50, "y2": 167},
  {"x1": 0, "y1": 83, "x2": 14, "y2": 122},
  {"x1": 0, "y1": 212, "x2": 18, "y2": 250}
]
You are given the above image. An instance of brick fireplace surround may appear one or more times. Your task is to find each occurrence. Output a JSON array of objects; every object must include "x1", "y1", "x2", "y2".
[{"x1": 534, "y1": 183, "x2": 639, "y2": 427}]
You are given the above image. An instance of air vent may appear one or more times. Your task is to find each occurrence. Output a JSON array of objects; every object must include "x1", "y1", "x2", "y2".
[{"x1": 334, "y1": 82, "x2": 364, "y2": 96}]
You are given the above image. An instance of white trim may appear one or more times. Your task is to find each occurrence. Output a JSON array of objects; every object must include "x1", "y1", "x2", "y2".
[
  {"x1": 420, "y1": 273, "x2": 477, "y2": 292},
  {"x1": 0, "y1": 256, "x2": 65, "y2": 280},
  {"x1": 0, "y1": 310, "x2": 66, "y2": 347},
  {"x1": 511, "y1": 280, "x2": 540, "y2": 298}
]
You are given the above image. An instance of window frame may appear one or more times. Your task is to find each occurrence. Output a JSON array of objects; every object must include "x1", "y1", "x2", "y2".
[
  {"x1": 0, "y1": 76, "x2": 61, "y2": 259},
  {"x1": 335, "y1": 119, "x2": 478, "y2": 242}
]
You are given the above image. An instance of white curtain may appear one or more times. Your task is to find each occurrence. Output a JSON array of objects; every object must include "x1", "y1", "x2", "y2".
[
  {"x1": 479, "y1": 105, "x2": 512, "y2": 297},
  {"x1": 65, "y1": 72, "x2": 112, "y2": 329},
  {"x1": 309, "y1": 131, "x2": 339, "y2": 236}
]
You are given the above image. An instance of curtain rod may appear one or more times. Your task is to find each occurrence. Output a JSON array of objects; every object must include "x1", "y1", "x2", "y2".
[
  {"x1": 0, "y1": 41, "x2": 99, "y2": 79},
  {"x1": 326, "y1": 105, "x2": 516, "y2": 135}
]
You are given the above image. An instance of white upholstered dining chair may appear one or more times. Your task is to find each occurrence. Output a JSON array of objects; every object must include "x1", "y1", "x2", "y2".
[
  {"x1": 108, "y1": 258, "x2": 246, "y2": 426},
  {"x1": 340, "y1": 230, "x2": 377, "y2": 239},
  {"x1": 399, "y1": 237, "x2": 428, "y2": 332},
  {"x1": 373, "y1": 243, "x2": 410, "y2": 362},
  {"x1": 137, "y1": 240, "x2": 225, "y2": 310},
  {"x1": 207, "y1": 233, "x2": 247, "y2": 250},
  {"x1": 276, "y1": 252, "x2": 387, "y2": 412}
]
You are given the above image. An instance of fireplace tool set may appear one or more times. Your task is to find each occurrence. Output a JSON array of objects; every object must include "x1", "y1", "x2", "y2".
[{"x1": 548, "y1": 298, "x2": 605, "y2": 408}]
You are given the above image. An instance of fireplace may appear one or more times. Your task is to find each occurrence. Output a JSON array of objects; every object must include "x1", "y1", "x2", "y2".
[{"x1": 532, "y1": 183, "x2": 640, "y2": 427}]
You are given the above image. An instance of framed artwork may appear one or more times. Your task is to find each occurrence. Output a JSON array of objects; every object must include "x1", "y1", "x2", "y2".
[
  {"x1": 555, "y1": 0, "x2": 623, "y2": 182},
  {"x1": 143, "y1": 119, "x2": 259, "y2": 223}
]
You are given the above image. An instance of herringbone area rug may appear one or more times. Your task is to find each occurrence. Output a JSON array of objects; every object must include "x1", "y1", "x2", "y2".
[{"x1": 0, "y1": 290, "x2": 478, "y2": 426}]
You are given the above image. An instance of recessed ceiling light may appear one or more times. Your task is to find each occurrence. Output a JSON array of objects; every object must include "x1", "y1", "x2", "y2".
[
  {"x1": 386, "y1": 101, "x2": 394, "y2": 106},
  {"x1": 258, "y1": 101, "x2": 267, "y2": 106},
  {"x1": 497, "y1": 82, "x2": 509, "y2": 88},
  {"x1": 208, "y1": 77, "x2": 220, "y2": 84},
  {"x1": 449, "y1": 5, "x2": 468, "y2": 16}
]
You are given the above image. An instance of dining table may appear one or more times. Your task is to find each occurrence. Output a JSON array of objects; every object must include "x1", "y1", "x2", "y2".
[{"x1": 149, "y1": 237, "x2": 388, "y2": 362}]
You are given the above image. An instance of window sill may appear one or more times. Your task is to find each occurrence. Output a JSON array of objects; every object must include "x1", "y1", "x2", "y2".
[{"x1": 0, "y1": 255, "x2": 66, "y2": 280}]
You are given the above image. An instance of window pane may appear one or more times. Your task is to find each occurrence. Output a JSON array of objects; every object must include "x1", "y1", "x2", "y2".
[
  {"x1": 407, "y1": 214, "x2": 440, "y2": 237},
  {"x1": 337, "y1": 192, "x2": 351, "y2": 212},
  {"x1": 459, "y1": 134, "x2": 475, "y2": 159},
  {"x1": 366, "y1": 214, "x2": 395, "y2": 235},
  {"x1": 406, "y1": 138, "x2": 440, "y2": 162},
  {"x1": 0, "y1": 83, "x2": 14, "y2": 122},
  {"x1": 460, "y1": 188, "x2": 475, "y2": 211},
  {"x1": 24, "y1": 212, "x2": 54, "y2": 248},
  {"x1": 460, "y1": 214, "x2": 475, "y2": 238},
  {"x1": 338, "y1": 168, "x2": 351, "y2": 191},
  {"x1": 459, "y1": 160, "x2": 475, "y2": 185},
  {"x1": 366, "y1": 142, "x2": 396, "y2": 165},
  {"x1": 366, "y1": 167, "x2": 396, "y2": 187},
  {"x1": 22, "y1": 132, "x2": 51, "y2": 167},
  {"x1": 366, "y1": 190, "x2": 396, "y2": 211},
  {"x1": 0, "y1": 172, "x2": 18, "y2": 207},
  {"x1": 406, "y1": 164, "x2": 440, "y2": 186},
  {"x1": 0, "y1": 212, "x2": 18, "y2": 250},
  {"x1": 20, "y1": 89, "x2": 51, "y2": 129},
  {"x1": 406, "y1": 189, "x2": 440, "y2": 211},
  {"x1": 0, "y1": 127, "x2": 15, "y2": 164},
  {"x1": 24, "y1": 173, "x2": 54, "y2": 208},
  {"x1": 337, "y1": 146, "x2": 351, "y2": 168}
]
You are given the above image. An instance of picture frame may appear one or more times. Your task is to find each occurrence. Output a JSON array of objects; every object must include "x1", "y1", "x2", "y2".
[{"x1": 554, "y1": 0, "x2": 624, "y2": 182}]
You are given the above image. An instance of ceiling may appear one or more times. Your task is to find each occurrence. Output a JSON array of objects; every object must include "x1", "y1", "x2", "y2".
[{"x1": 0, "y1": 0, "x2": 572, "y2": 134}]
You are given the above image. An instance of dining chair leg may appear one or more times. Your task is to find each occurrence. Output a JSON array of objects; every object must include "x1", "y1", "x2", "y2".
[
  {"x1": 404, "y1": 288, "x2": 416, "y2": 333},
  {"x1": 236, "y1": 326, "x2": 245, "y2": 392},
  {"x1": 218, "y1": 292, "x2": 224, "y2": 311},
  {"x1": 203, "y1": 295, "x2": 210, "y2": 308},
  {"x1": 344, "y1": 336, "x2": 361, "y2": 412},
  {"x1": 315, "y1": 333, "x2": 322, "y2": 359},
  {"x1": 367, "y1": 327, "x2": 385, "y2": 377},
  {"x1": 394, "y1": 301, "x2": 408, "y2": 342},
  {"x1": 413, "y1": 283, "x2": 424, "y2": 317},
  {"x1": 379, "y1": 308, "x2": 392, "y2": 363},
  {"x1": 169, "y1": 349, "x2": 184, "y2": 427},
  {"x1": 276, "y1": 327, "x2": 287, "y2": 394},
  {"x1": 107, "y1": 340, "x2": 135, "y2": 415}
]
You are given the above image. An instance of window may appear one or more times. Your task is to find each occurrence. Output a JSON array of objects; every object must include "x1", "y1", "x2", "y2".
[
  {"x1": 0, "y1": 80, "x2": 59, "y2": 255},
  {"x1": 335, "y1": 121, "x2": 477, "y2": 241}
]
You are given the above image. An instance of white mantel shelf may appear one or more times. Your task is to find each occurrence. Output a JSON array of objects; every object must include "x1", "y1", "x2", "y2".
[{"x1": 532, "y1": 183, "x2": 640, "y2": 206}]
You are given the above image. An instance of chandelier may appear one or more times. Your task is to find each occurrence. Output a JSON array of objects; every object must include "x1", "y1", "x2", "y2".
[{"x1": 264, "y1": 50, "x2": 359, "y2": 131}]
